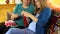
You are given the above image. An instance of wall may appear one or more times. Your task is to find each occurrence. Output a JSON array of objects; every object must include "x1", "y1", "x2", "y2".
[{"x1": 0, "y1": 4, "x2": 16, "y2": 23}]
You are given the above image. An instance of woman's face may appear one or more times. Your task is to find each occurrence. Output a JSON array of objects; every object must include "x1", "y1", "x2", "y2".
[
  {"x1": 23, "y1": 0, "x2": 30, "y2": 5},
  {"x1": 34, "y1": 0, "x2": 40, "y2": 8}
]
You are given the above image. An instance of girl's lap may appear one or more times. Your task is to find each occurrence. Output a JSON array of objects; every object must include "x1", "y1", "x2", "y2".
[{"x1": 6, "y1": 28, "x2": 35, "y2": 34}]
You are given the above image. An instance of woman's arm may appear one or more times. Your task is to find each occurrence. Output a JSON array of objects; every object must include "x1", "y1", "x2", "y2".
[
  {"x1": 28, "y1": 13, "x2": 38, "y2": 22},
  {"x1": 36, "y1": 7, "x2": 51, "y2": 34},
  {"x1": 21, "y1": 11, "x2": 38, "y2": 22}
]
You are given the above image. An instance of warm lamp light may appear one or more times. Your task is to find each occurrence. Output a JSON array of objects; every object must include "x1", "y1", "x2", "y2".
[{"x1": 48, "y1": 0, "x2": 60, "y2": 11}]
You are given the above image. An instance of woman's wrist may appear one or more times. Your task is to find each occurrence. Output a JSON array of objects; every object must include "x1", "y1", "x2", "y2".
[{"x1": 29, "y1": 14, "x2": 38, "y2": 22}]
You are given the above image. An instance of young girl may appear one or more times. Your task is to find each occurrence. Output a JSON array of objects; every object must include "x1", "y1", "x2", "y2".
[
  {"x1": 10, "y1": 0, "x2": 35, "y2": 28},
  {"x1": 0, "y1": 0, "x2": 35, "y2": 34},
  {"x1": 5, "y1": 0, "x2": 51, "y2": 34}
]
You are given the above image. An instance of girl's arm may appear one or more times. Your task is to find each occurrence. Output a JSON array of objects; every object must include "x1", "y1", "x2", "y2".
[{"x1": 11, "y1": 13, "x2": 19, "y2": 20}]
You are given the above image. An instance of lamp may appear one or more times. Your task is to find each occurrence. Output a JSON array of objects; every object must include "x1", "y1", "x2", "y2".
[{"x1": 48, "y1": 0, "x2": 60, "y2": 11}]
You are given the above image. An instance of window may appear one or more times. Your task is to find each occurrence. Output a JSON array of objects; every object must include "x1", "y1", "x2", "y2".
[{"x1": 0, "y1": 0, "x2": 6, "y2": 4}]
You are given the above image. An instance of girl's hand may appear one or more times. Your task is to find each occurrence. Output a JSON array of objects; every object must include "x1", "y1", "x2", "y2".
[
  {"x1": 12, "y1": 14, "x2": 19, "y2": 18},
  {"x1": 21, "y1": 11, "x2": 31, "y2": 17},
  {"x1": 11, "y1": 14, "x2": 19, "y2": 20}
]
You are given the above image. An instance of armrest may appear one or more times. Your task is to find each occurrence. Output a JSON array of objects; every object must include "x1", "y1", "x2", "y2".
[{"x1": 6, "y1": 12, "x2": 12, "y2": 21}]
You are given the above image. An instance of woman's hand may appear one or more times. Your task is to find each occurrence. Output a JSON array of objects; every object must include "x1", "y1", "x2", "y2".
[{"x1": 21, "y1": 11, "x2": 38, "y2": 22}]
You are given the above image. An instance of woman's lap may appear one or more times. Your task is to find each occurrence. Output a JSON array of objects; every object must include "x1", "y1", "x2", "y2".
[{"x1": 5, "y1": 28, "x2": 35, "y2": 34}]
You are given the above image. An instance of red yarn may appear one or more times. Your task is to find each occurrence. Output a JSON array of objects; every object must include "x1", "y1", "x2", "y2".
[
  {"x1": 23, "y1": 15, "x2": 29, "y2": 27},
  {"x1": 5, "y1": 20, "x2": 16, "y2": 27}
]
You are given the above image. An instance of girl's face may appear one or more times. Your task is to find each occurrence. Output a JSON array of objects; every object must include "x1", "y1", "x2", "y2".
[
  {"x1": 23, "y1": 0, "x2": 30, "y2": 5},
  {"x1": 34, "y1": 0, "x2": 40, "y2": 8}
]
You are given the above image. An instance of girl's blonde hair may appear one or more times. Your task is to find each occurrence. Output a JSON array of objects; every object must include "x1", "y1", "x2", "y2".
[{"x1": 33, "y1": 0, "x2": 47, "y2": 14}]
